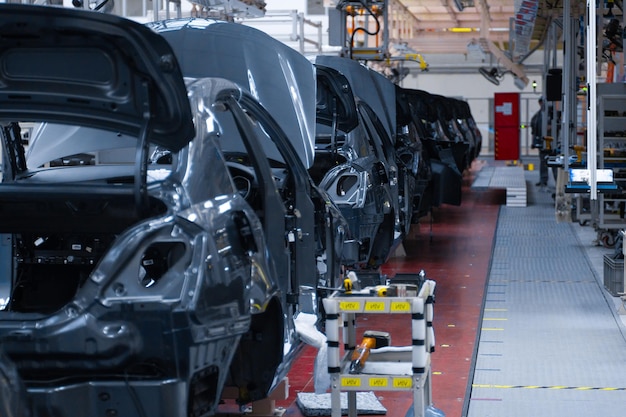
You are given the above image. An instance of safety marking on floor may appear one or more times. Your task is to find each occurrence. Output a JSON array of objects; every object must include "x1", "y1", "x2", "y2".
[
  {"x1": 489, "y1": 279, "x2": 597, "y2": 284},
  {"x1": 470, "y1": 397, "x2": 502, "y2": 401},
  {"x1": 484, "y1": 308, "x2": 507, "y2": 311},
  {"x1": 483, "y1": 317, "x2": 507, "y2": 321},
  {"x1": 481, "y1": 327, "x2": 504, "y2": 331},
  {"x1": 472, "y1": 384, "x2": 626, "y2": 391}
]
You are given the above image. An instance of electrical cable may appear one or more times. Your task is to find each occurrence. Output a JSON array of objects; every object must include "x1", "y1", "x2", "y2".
[{"x1": 348, "y1": 0, "x2": 381, "y2": 60}]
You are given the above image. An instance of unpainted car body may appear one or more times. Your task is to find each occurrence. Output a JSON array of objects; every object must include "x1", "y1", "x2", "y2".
[
  {"x1": 148, "y1": 18, "x2": 358, "y2": 294},
  {"x1": 313, "y1": 63, "x2": 398, "y2": 268},
  {"x1": 395, "y1": 85, "x2": 432, "y2": 221},
  {"x1": 0, "y1": 5, "x2": 337, "y2": 416},
  {"x1": 428, "y1": 93, "x2": 472, "y2": 174},
  {"x1": 450, "y1": 98, "x2": 482, "y2": 163},
  {"x1": 316, "y1": 57, "x2": 433, "y2": 239},
  {"x1": 398, "y1": 88, "x2": 464, "y2": 207},
  {"x1": 315, "y1": 57, "x2": 409, "y2": 237}
]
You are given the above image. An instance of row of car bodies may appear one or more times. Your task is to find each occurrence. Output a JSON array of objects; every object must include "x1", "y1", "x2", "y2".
[
  {"x1": 0, "y1": 5, "x2": 481, "y2": 417},
  {"x1": 313, "y1": 57, "x2": 483, "y2": 263},
  {"x1": 0, "y1": 7, "x2": 356, "y2": 416},
  {"x1": 396, "y1": 88, "x2": 483, "y2": 209}
]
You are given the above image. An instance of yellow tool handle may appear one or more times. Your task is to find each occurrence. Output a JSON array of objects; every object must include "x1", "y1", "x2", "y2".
[
  {"x1": 344, "y1": 278, "x2": 353, "y2": 294},
  {"x1": 350, "y1": 337, "x2": 376, "y2": 361}
]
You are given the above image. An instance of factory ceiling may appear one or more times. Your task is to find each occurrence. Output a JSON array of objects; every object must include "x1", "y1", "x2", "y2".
[
  {"x1": 189, "y1": 0, "x2": 623, "y2": 83},
  {"x1": 372, "y1": 1, "x2": 599, "y2": 55},
  {"x1": 388, "y1": 0, "x2": 518, "y2": 55},
  {"x1": 312, "y1": 0, "x2": 623, "y2": 85},
  {"x1": 323, "y1": 1, "x2": 619, "y2": 56}
]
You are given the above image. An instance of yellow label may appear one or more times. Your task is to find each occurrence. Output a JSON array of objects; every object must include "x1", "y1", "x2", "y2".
[
  {"x1": 369, "y1": 377, "x2": 388, "y2": 387},
  {"x1": 341, "y1": 377, "x2": 361, "y2": 387},
  {"x1": 390, "y1": 301, "x2": 410, "y2": 312},
  {"x1": 392, "y1": 377, "x2": 412, "y2": 388},
  {"x1": 365, "y1": 301, "x2": 386, "y2": 312},
  {"x1": 339, "y1": 301, "x2": 362, "y2": 311}
]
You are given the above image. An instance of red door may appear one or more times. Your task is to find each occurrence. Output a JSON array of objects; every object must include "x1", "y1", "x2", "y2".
[{"x1": 494, "y1": 92, "x2": 520, "y2": 160}]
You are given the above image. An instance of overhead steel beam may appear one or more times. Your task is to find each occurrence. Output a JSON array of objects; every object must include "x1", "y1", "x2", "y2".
[
  {"x1": 477, "y1": 0, "x2": 492, "y2": 32},
  {"x1": 484, "y1": 38, "x2": 530, "y2": 85},
  {"x1": 562, "y1": 0, "x2": 575, "y2": 169},
  {"x1": 396, "y1": 17, "x2": 512, "y2": 30},
  {"x1": 440, "y1": 0, "x2": 460, "y2": 26},
  {"x1": 400, "y1": 28, "x2": 510, "y2": 52},
  {"x1": 475, "y1": 0, "x2": 529, "y2": 86},
  {"x1": 587, "y1": 0, "x2": 598, "y2": 199}
]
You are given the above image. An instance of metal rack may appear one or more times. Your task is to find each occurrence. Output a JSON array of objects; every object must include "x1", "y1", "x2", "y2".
[
  {"x1": 322, "y1": 279, "x2": 437, "y2": 417},
  {"x1": 598, "y1": 88, "x2": 626, "y2": 232}
]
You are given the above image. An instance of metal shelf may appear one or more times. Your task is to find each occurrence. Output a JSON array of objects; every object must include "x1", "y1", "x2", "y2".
[{"x1": 597, "y1": 87, "x2": 626, "y2": 231}]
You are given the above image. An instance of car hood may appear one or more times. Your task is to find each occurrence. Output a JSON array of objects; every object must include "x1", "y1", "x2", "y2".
[
  {"x1": 0, "y1": 4, "x2": 194, "y2": 152},
  {"x1": 148, "y1": 18, "x2": 316, "y2": 169},
  {"x1": 315, "y1": 56, "x2": 396, "y2": 144}
]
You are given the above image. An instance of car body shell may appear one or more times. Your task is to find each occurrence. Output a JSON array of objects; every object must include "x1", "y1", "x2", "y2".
[
  {"x1": 397, "y1": 88, "x2": 464, "y2": 207},
  {"x1": 450, "y1": 98, "x2": 482, "y2": 163},
  {"x1": 148, "y1": 18, "x2": 358, "y2": 289},
  {"x1": 395, "y1": 85, "x2": 432, "y2": 220},
  {"x1": 0, "y1": 5, "x2": 348, "y2": 416},
  {"x1": 427, "y1": 93, "x2": 472, "y2": 175},
  {"x1": 149, "y1": 17, "x2": 362, "y2": 405},
  {"x1": 313, "y1": 63, "x2": 398, "y2": 268}
]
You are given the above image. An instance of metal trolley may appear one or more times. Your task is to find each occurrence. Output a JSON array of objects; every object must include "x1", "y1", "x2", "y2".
[{"x1": 322, "y1": 279, "x2": 437, "y2": 417}]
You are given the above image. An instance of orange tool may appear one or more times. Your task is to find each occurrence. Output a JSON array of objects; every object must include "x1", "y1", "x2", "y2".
[{"x1": 349, "y1": 330, "x2": 391, "y2": 374}]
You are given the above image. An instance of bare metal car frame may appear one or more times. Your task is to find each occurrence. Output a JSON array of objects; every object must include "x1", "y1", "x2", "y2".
[{"x1": 0, "y1": 5, "x2": 357, "y2": 416}]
